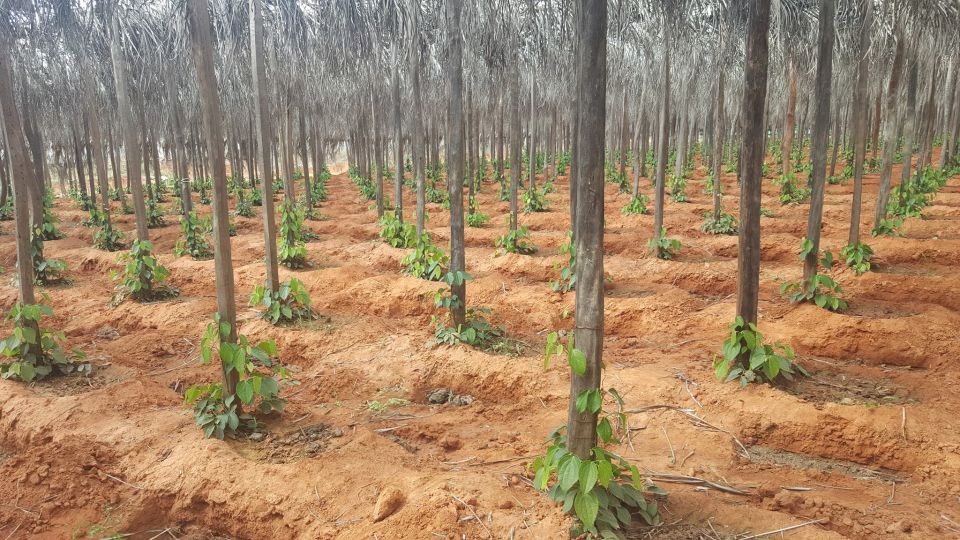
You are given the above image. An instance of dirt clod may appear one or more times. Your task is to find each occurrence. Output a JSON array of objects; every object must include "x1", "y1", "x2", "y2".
[
  {"x1": 439, "y1": 435, "x2": 462, "y2": 451},
  {"x1": 373, "y1": 486, "x2": 406, "y2": 522}
]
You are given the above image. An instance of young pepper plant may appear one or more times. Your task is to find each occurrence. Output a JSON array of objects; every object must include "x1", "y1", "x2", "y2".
[
  {"x1": 0, "y1": 303, "x2": 88, "y2": 382},
  {"x1": 279, "y1": 201, "x2": 309, "y2": 268},
  {"x1": 430, "y1": 271, "x2": 504, "y2": 349},
  {"x1": 185, "y1": 314, "x2": 289, "y2": 439},
  {"x1": 839, "y1": 242, "x2": 873, "y2": 275},
  {"x1": 780, "y1": 238, "x2": 847, "y2": 311},
  {"x1": 495, "y1": 224, "x2": 537, "y2": 255},
  {"x1": 713, "y1": 316, "x2": 806, "y2": 386},
  {"x1": 112, "y1": 240, "x2": 178, "y2": 304},
  {"x1": 647, "y1": 227, "x2": 681, "y2": 260},
  {"x1": 173, "y1": 212, "x2": 213, "y2": 260},
  {"x1": 31, "y1": 229, "x2": 68, "y2": 285},
  {"x1": 534, "y1": 331, "x2": 663, "y2": 538},
  {"x1": 551, "y1": 231, "x2": 577, "y2": 292},
  {"x1": 249, "y1": 278, "x2": 317, "y2": 325},
  {"x1": 401, "y1": 233, "x2": 448, "y2": 281}
]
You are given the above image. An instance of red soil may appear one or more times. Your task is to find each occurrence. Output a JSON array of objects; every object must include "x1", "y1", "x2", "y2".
[{"x1": 1, "y1": 157, "x2": 960, "y2": 539}]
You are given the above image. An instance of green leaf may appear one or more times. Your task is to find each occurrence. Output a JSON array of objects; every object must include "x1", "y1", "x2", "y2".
[
  {"x1": 236, "y1": 379, "x2": 254, "y2": 404},
  {"x1": 218, "y1": 342, "x2": 235, "y2": 368},
  {"x1": 597, "y1": 417, "x2": 613, "y2": 443},
  {"x1": 764, "y1": 356, "x2": 780, "y2": 380},
  {"x1": 574, "y1": 491, "x2": 599, "y2": 531},
  {"x1": 749, "y1": 346, "x2": 767, "y2": 370},
  {"x1": 608, "y1": 388, "x2": 624, "y2": 408},
  {"x1": 249, "y1": 347, "x2": 269, "y2": 364},
  {"x1": 579, "y1": 461, "x2": 599, "y2": 493},
  {"x1": 615, "y1": 505, "x2": 633, "y2": 526},
  {"x1": 722, "y1": 338, "x2": 741, "y2": 361},
  {"x1": 18, "y1": 362, "x2": 36, "y2": 382},
  {"x1": 596, "y1": 459, "x2": 613, "y2": 488},
  {"x1": 629, "y1": 464, "x2": 643, "y2": 490},
  {"x1": 258, "y1": 340, "x2": 278, "y2": 356},
  {"x1": 713, "y1": 356, "x2": 728, "y2": 380},
  {"x1": 568, "y1": 348, "x2": 587, "y2": 376},
  {"x1": 561, "y1": 488, "x2": 577, "y2": 513},
  {"x1": 260, "y1": 376, "x2": 279, "y2": 397},
  {"x1": 544, "y1": 332, "x2": 558, "y2": 369},
  {"x1": 559, "y1": 455, "x2": 582, "y2": 491},
  {"x1": 533, "y1": 466, "x2": 548, "y2": 491},
  {"x1": 576, "y1": 390, "x2": 590, "y2": 413},
  {"x1": 19, "y1": 326, "x2": 36, "y2": 344},
  {"x1": 226, "y1": 411, "x2": 240, "y2": 431},
  {"x1": 587, "y1": 390, "x2": 602, "y2": 413}
]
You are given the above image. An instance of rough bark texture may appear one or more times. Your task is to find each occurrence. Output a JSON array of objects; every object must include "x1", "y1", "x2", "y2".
[
  {"x1": 652, "y1": 26, "x2": 670, "y2": 244},
  {"x1": 509, "y1": 63, "x2": 521, "y2": 232},
  {"x1": 188, "y1": 0, "x2": 238, "y2": 396},
  {"x1": 566, "y1": 0, "x2": 606, "y2": 460},
  {"x1": 782, "y1": 58, "x2": 797, "y2": 176},
  {"x1": 83, "y1": 69, "x2": 112, "y2": 223},
  {"x1": 736, "y1": 0, "x2": 772, "y2": 327},
  {"x1": 0, "y1": 30, "x2": 40, "y2": 344},
  {"x1": 874, "y1": 33, "x2": 906, "y2": 229},
  {"x1": 802, "y1": 0, "x2": 835, "y2": 283},
  {"x1": 942, "y1": 56, "x2": 958, "y2": 168},
  {"x1": 392, "y1": 46, "x2": 403, "y2": 222},
  {"x1": 712, "y1": 68, "x2": 725, "y2": 221},
  {"x1": 848, "y1": 0, "x2": 874, "y2": 245},
  {"x1": 110, "y1": 12, "x2": 149, "y2": 242},
  {"x1": 372, "y1": 90, "x2": 384, "y2": 218},
  {"x1": 444, "y1": 0, "x2": 466, "y2": 328},
  {"x1": 250, "y1": 0, "x2": 280, "y2": 293},
  {"x1": 898, "y1": 56, "x2": 919, "y2": 192},
  {"x1": 407, "y1": 0, "x2": 426, "y2": 235}
]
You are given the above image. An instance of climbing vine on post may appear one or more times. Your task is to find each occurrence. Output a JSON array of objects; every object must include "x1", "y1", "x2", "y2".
[
  {"x1": 185, "y1": 314, "x2": 288, "y2": 439},
  {"x1": 532, "y1": 332, "x2": 663, "y2": 538}
]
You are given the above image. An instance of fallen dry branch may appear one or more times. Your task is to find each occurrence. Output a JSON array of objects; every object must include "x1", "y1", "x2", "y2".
[
  {"x1": 739, "y1": 518, "x2": 827, "y2": 539},
  {"x1": 469, "y1": 454, "x2": 538, "y2": 467},
  {"x1": 439, "y1": 456, "x2": 477, "y2": 466},
  {"x1": 645, "y1": 472, "x2": 750, "y2": 496},
  {"x1": 673, "y1": 370, "x2": 703, "y2": 408},
  {"x1": 3, "y1": 522, "x2": 23, "y2": 540},
  {"x1": 104, "y1": 472, "x2": 144, "y2": 490},
  {"x1": 942, "y1": 514, "x2": 960, "y2": 534},
  {"x1": 450, "y1": 494, "x2": 493, "y2": 537}
]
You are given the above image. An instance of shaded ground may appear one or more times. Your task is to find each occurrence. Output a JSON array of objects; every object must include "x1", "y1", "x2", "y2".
[{"x1": 1, "y1": 154, "x2": 960, "y2": 539}]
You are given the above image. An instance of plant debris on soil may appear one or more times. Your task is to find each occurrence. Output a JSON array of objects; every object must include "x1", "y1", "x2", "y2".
[
  {"x1": 426, "y1": 387, "x2": 474, "y2": 406},
  {"x1": 238, "y1": 423, "x2": 345, "y2": 464},
  {"x1": 782, "y1": 366, "x2": 915, "y2": 406},
  {"x1": 746, "y1": 445, "x2": 905, "y2": 484}
]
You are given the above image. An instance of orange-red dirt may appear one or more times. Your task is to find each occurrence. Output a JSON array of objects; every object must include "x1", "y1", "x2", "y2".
[{"x1": 1, "y1": 156, "x2": 960, "y2": 539}]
